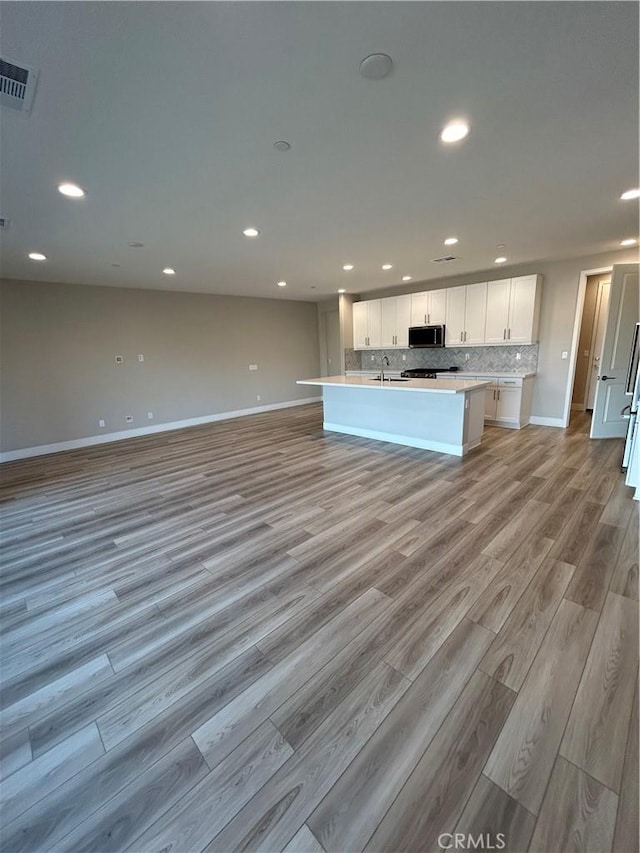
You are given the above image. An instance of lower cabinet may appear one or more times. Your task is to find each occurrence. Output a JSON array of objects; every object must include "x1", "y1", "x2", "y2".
[{"x1": 441, "y1": 374, "x2": 534, "y2": 429}]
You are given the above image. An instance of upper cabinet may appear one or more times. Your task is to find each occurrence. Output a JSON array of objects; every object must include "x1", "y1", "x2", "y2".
[
  {"x1": 353, "y1": 274, "x2": 541, "y2": 349},
  {"x1": 410, "y1": 289, "x2": 446, "y2": 326},
  {"x1": 381, "y1": 295, "x2": 411, "y2": 347},
  {"x1": 445, "y1": 283, "x2": 487, "y2": 346},
  {"x1": 353, "y1": 299, "x2": 382, "y2": 349},
  {"x1": 485, "y1": 275, "x2": 541, "y2": 344}
]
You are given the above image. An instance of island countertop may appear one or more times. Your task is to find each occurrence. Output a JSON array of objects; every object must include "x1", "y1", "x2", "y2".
[{"x1": 297, "y1": 375, "x2": 491, "y2": 394}]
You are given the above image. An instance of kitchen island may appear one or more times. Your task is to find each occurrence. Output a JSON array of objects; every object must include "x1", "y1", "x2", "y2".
[{"x1": 297, "y1": 375, "x2": 491, "y2": 456}]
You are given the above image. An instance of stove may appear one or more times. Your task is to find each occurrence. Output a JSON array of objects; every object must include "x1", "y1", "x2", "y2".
[{"x1": 401, "y1": 367, "x2": 459, "y2": 379}]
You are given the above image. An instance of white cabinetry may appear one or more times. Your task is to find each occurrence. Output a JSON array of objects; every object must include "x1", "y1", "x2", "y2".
[
  {"x1": 353, "y1": 300, "x2": 382, "y2": 349},
  {"x1": 443, "y1": 374, "x2": 534, "y2": 429},
  {"x1": 485, "y1": 275, "x2": 541, "y2": 344},
  {"x1": 410, "y1": 289, "x2": 446, "y2": 326},
  {"x1": 445, "y1": 283, "x2": 487, "y2": 346},
  {"x1": 381, "y1": 295, "x2": 411, "y2": 347}
]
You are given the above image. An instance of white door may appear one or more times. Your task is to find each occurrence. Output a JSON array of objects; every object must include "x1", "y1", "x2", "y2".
[
  {"x1": 509, "y1": 275, "x2": 538, "y2": 343},
  {"x1": 411, "y1": 292, "x2": 428, "y2": 326},
  {"x1": 485, "y1": 279, "x2": 511, "y2": 344},
  {"x1": 586, "y1": 281, "x2": 610, "y2": 408},
  {"x1": 446, "y1": 287, "x2": 466, "y2": 346},
  {"x1": 428, "y1": 289, "x2": 447, "y2": 325},
  {"x1": 353, "y1": 302, "x2": 368, "y2": 349},
  {"x1": 591, "y1": 265, "x2": 640, "y2": 438},
  {"x1": 380, "y1": 298, "x2": 397, "y2": 347},
  {"x1": 464, "y1": 282, "x2": 488, "y2": 345},
  {"x1": 395, "y1": 295, "x2": 412, "y2": 347},
  {"x1": 367, "y1": 300, "x2": 382, "y2": 348}
]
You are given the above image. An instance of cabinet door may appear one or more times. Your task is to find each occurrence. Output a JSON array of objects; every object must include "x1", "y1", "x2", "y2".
[
  {"x1": 410, "y1": 292, "x2": 428, "y2": 326},
  {"x1": 380, "y1": 298, "x2": 397, "y2": 347},
  {"x1": 367, "y1": 300, "x2": 382, "y2": 348},
  {"x1": 446, "y1": 287, "x2": 466, "y2": 346},
  {"x1": 508, "y1": 276, "x2": 538, "y2": 343},
  {"x1": 353, "y1": 302, "x2": 368, "y2": 349},
  {"x1": 464, "y1": 282, "x2": 488, "y2": 344},
  {"x1": 495, "y1": 387, "x2": 522, "y2": 423},
  {"x1": 428, "y1": 289, "x2": 447, "y2": 325},
  {"x1": 485, "y1": 279, "x2": 511, "y2": 344},
  {"x1": 395, "y1": 295, "x2": 412, "y2": 347},
  {"x1": 484, "y1": 385, "x2": 498, "y2": 420}
]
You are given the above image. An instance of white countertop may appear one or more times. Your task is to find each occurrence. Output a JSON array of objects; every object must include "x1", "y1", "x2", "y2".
[
  {"x1": 436, "y1": 370, "x2": 536, "y2": 378},
  {"x1": 297, "y1": 375, "x2": 491, "y2": 394}
]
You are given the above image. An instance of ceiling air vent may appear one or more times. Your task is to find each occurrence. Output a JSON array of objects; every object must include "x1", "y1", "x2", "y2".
[
  {"x1": 0, "y1": 58, "x2": 39, "y2": 113},
  {"x1": 431, "y1": 255, "x2": 458, "y2": 263}
]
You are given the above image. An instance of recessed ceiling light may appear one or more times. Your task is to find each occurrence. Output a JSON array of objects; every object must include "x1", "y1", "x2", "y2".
[
  {"x1": 620, "y1": 188, "x2": 640, "y2": 200},
  {"x1": 495, "y1": 256, "x2": 507, "y2": 264},
  {"x1": 277, "y1": 281, "x2": 287, "y2": 287},
  {"x1": 444, "y1": 237, "x2": 459, "y2": 246},
  {"x1": 128, "y1": 241, "x2": 144, "y2": 248},
  {"x1": 620, "y1": 238, "x2": 637, "y2": 246},
  {"x1": 338, "y1": 288, "x2": 346, "y2": 294},
  {"x1": 440, "y1": 121, "x2": 470, "y2": 143},
  {"x1": 243, "y1": 227, "x2": 260, "y2": 237},
  {"x1": 381, "y1": 264, "x2": 393, "y2": 270},
  {"x1": 359, "y1": 53, "x2": 393, "y2": 80},
  {"x1": 162, "y1": 268, "x2": 176, "y2": 275},
  {"x1": 111, "y1": 263, "x2": 121, "y2": 268},
  {"x1": 342, "y1": 264, "x2": 354, "y2": 271},
  {"x1": 28, "y1": 252, "x2": 46, "y2": 261},
  {"x1": 58, "y1": 182, "x2": 85, "y2": 198},
  {"x1": 402, "y1": 275, "x2": 412, "y2": 281}
]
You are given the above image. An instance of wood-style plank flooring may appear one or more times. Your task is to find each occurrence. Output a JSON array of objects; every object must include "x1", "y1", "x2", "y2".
[{"x1": 1, "y1": 404, "x2": 638, "y2": 853}]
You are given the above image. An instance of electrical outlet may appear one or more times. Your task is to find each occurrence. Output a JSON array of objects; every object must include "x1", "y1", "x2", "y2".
[
  {"x1": 249, "y1": 364, "x2": 258, "y2": 371},
  {"x1": 125, "y1": 415, "x2": 134, "y2": 423},
  {"x1": 516, "y1": 352, "x2": 522, "y2": 361},
  {"x1": 465, "y1": 353, "x2": 470, "y2": 361},
  {"x1": 256, "y1": 394, "x2": 261, "y2": 401},
  {"x1": 371, "y1": 355, "x2": 375, "y2": 361},
  {"x1": 98, "y1": 419, "x2": 106, "y2": 428},
  {"x1": 115, "y1": 355, "x2": 123, "y2": 365},
  {"x1": 138, "y1": 354, "x2": 144, "y2": 362},
  {"x1": 147, "y1": 412, "x2": 153, "y2": 420},
  {"x1": 402, "y1": 354, "x2": 406, "y2": 361}
]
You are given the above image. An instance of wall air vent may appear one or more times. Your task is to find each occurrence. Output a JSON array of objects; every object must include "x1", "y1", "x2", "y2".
[
  {"x1": 431, "y1": 256, "x2": 458, "y2": 263},
  {"x1": 0, "y1": 217, "x2": 9, "y2": 230},
  {"x1": 0, "y1": 58, "x2": 38, "y2": 113}
]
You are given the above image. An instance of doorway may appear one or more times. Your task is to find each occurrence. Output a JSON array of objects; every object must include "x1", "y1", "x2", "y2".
[{"x1": 571, "y1": 273, "x2": 611, "y2": 416}]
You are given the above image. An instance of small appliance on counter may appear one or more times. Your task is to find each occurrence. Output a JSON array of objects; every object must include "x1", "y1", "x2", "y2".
[{"x1": 401, "y1": 366, "x2": 459, "y2": 380}]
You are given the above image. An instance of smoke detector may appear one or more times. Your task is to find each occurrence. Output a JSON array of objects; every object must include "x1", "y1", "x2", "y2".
[
  {"x1": 360, "y1": 54, "x2": 393, "y2": 80},
  {"x1": 0, "y1": 58, "x2": 39, "y2": 113}
]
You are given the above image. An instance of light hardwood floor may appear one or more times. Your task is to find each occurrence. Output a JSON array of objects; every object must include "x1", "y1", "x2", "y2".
[{"x1": 0, "y1": 404, "x2": 638, "y2": 853}]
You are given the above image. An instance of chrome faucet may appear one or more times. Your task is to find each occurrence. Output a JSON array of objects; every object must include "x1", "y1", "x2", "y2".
[{"x1": 381, "y1": 354, "x2": 390, "y2": 382}]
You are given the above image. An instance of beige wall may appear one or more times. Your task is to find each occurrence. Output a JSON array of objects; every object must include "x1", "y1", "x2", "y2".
[
  {"x1": 356, "y1": 249, "x2": 639, "y2": 422},
  {"x1": 0, "y1": 279, "x2": 321, "y2": 453},
  {"x1": 571, "y1": 273, "x2": 611, "y2": 408}
]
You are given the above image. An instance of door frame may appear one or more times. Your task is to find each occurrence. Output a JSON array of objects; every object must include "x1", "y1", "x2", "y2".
[{"x1": 563, "y1": 265, "x2": 613, "y2": 427}]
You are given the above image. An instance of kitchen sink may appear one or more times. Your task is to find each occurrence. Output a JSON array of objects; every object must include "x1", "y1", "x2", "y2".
[{"x1": 369, "y1": 377, "x2": 410, "y2": 382}]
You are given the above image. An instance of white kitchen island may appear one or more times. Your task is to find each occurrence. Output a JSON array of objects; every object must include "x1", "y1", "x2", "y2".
[{"x1": 297, "y1": 375, "x2": 491, "y2": 457}]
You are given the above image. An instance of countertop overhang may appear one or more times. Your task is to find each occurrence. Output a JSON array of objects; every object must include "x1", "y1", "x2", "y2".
[{"x1": 297, "y1": 375, "x2": 491, "y2": 394}]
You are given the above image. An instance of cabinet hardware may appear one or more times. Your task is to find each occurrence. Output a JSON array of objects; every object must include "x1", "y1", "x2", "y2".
[
  {"x1": 493, "y1": 389, "x2": 496, "y2": 400},
  {"x1": 427, "y1": 313, "x2": 430, "y2": 324},
  {"x1": 424, "y1": 314, "x2": 427, "y2": 324},
  {"x1": 508, "y1": 328, "x2": 511, "y2": 339},
  {"x1": 464, "y1": 331, "x2": 467, "y2": 342},
  {"x1": 503, "y1": 329, "x2": 506, "y2": 340},
  {"x1": 497, "y1": 389, "x2": 501, "y2": 400},
  {"x1": 460, "y1": 332, "x2": 463, "y2": 342}
]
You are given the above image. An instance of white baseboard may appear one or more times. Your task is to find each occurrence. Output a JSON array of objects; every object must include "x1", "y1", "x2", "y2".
[
  {"x1": 529, "y1": 416, "x2": 566, "y2": 428},
  {"x1": 0, "y1": 397, "x2": 321, "y2": 463},
  {"x1": 323, "y1": 421, "x2": 471, "y2": 456}
]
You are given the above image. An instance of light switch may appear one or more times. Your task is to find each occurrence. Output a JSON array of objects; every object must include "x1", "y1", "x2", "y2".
[
  {"x1": 115, "y1": 355, "x2": 123, "y2": 365},
  {"x1": 249, "y1": 364, "x2": 258, "y2": 371},
  {"x1": 138, "y1": 354, "x2": 144, "y2": 362},
  {"x1": 561, "y1": 351, "x2": 568, "y2": 360}
]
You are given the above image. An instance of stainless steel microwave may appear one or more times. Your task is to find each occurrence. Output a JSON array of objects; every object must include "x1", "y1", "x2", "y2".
[{"x1": 408, "y1": 324, "x2": 445, "y2": 348}]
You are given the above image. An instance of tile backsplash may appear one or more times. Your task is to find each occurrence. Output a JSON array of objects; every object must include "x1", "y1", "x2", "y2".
[{"x1": 345, "y1": 344, "x2": 538, "y2": 373}]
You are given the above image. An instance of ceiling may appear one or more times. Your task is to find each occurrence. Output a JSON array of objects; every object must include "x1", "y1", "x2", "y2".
[{"x1": 1, "y1": 1, "x2": 638, "y2": 301}]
